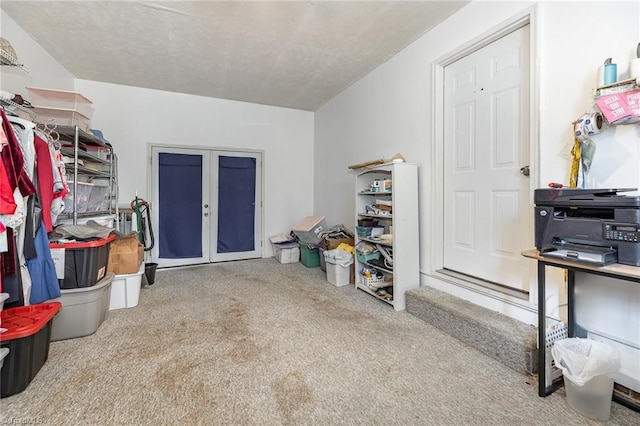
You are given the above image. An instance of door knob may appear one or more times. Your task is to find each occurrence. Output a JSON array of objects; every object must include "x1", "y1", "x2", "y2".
[
  {"x1": 204, "y1": 213, "x2": 209, "y2": 217},
  {"x1": 204, "y1": 204, "x2": 209, "y2": 208},
  {"x1": 519, "y1": 165, "x2": 530, "y2": 177}
]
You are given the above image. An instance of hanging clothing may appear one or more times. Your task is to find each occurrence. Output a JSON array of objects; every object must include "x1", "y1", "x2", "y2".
[
  {"x1": 8, "y1": 115, "x2": 36, "y2": 181},
  {"x1": 1, "y1": 228, "x2": 24, "y2": 308},
  {"x1": 34, "y1": 134, "x2": 55, "y2": 232},
  {"x1": 23, "y1": 194, "x2": 41, "y2": 260},
  {"x1": 26, "y1": 220, "x2": 60, "y2": 304},
  {"x1": 49, "y1": 141, "x2": 68, "y2": 198},
  {"x1": 0, "y1": 159, "x2": 16, "y2": 214},
  {"x1": 0, "y1": 108, "x2": 36, "y2": 197},
  {"x1": 16, "y1": 212, "x2": 32, "y2": 304}
]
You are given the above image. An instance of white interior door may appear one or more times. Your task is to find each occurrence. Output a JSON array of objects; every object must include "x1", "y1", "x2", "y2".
[
  {"x1": 151, "y1": 147, "x2": 262, "y2": 268},
  {"x1": 443, "y1": 25, "x2": 531, "y2": 292}
]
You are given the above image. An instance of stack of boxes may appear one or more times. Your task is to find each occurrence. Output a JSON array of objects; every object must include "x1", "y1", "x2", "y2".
[
  {"x1": 0, "y1": 230, "x2": 148, "y2": 396},
  {"x1": 106, "y1": 234, "x2": 145, "y2": 310},
  {"x1": 26, "y1": 86, "x2": 93, "y2": 132},
  {"x1": 48, "y1": 234, "x2": 117, "y2": 341},
  {"x1": 292, "y1": 216, "x2": 326, "y2": 268},
  {"x1": 270, "y1": 216, "x2": 356, "y2": 287}
]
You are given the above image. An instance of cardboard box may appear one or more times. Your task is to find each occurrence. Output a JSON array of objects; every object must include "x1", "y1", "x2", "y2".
[
  {"x1": 107, "y1": 234, "x2": 144, "y2": 275},
  {"x1": 323, "y1": 236, "x2": 354, "y2": 250}
]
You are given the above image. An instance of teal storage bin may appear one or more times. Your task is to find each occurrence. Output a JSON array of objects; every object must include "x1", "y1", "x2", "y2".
[{"x1": 299, "y1": 243, "x2": 321, "y2": 268}]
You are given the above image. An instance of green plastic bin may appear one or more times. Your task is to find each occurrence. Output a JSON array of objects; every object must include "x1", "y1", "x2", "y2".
[{"x1": 299, "y1": 243, "x2": 321, "y2": 268}]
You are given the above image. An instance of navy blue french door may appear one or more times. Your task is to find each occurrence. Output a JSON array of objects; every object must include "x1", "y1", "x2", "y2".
[{"x1": 151, "y1": 147, "x2": 262, "y2": 267}]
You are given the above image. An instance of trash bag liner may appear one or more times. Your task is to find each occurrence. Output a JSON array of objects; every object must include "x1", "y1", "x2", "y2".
[
  {"x1": 323, "y1": 249, "x2": 354, "y2": 267},
  {"x1": 551, "y1": 338, "x2": 620, "y2": 386}
]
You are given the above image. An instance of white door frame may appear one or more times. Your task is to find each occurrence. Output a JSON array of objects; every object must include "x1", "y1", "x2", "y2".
[
  {"x1": 428, "y1": 8, "x2": 541, "y2": 313},
  {"x1": 148, "y1": 143, "x2": 265, "y2": 267}
]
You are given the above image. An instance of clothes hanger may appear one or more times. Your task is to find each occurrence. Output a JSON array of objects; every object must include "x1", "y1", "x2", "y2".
[{"x1": 35, "y1": 120, "x2": 61, "y2": 149}]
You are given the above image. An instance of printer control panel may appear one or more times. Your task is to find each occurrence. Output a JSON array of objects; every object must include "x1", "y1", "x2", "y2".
[{"x1": 603, "y1": 223, "x2": 640, "y2": 243}]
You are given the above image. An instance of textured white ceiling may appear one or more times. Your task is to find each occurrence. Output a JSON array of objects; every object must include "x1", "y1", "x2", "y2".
[{"x1": 2, "y1": 1, "x2": 469, "y2": 111}]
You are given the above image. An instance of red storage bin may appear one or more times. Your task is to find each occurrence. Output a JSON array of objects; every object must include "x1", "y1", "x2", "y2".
[
  {"x1": 0, "y1": 302, "x2": 62, "y2": 397},
  {"x1": 49, "y1": 234, "x2": 116, "y2": 289}
]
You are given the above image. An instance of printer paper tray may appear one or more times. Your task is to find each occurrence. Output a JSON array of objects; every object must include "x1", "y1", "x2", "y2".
[{"x1": 541, "y1": 242, "x2": 618, "y2": 266}]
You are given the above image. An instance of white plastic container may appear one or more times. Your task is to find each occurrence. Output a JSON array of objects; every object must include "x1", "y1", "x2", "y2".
[
  {"x1": 32, "y1": 106, "x2": 91, "y2": 131},
  {"x1": 326, "y1": 263, "x2": 350, "y2": 287},
  {"x1": 62, "y1": 181, "x2": 94, "y2": 213},
  {"x1": 563, "y1": 374, "x2": 614, "y2": 421},
  {"x1": 56, "y1": 214, "x2": 115, "y2": 228},
  {"x1": 26, "y1": 86, "x2": 94, "y2": 118},
  {"x1": 109, "y1": 263, "x2": 144, "y2": 310},
  {"x1": 552, "y1": 338, "x2": 619, "y2": 421},
  {"x1": 273, "y1": 242, "x2": 300, "y2": 264}
]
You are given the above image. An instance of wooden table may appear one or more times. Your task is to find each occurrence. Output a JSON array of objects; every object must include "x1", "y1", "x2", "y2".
[{"x1": 522, "y1": 249, "x2": 640, "y2": 410}]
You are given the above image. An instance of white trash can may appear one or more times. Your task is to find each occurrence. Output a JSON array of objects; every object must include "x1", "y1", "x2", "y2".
[
  {"x1": 552, "y1": 338, "x2": 620, "y2": 421},
  {"x1": 323, "y1": 249, "x2": 353, "y2": 287}
]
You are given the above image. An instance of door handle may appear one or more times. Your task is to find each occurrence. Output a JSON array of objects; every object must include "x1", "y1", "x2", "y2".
[
  {"x1": 204, "y1": 213, "x2": 209, "y2": 217},
  {"x1": 204, "y1": 204, "x2": 209, "y2": 208},
  {"x1": 519, "y1": 165, "x2": 530, "y2": 177}
]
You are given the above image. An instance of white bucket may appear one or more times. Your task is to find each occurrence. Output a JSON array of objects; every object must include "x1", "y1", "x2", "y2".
[{"x1": 563, "y1": 373, "x2": 614, "y2": 421}]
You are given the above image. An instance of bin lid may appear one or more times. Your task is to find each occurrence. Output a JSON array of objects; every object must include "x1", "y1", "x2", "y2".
[
  {"x1": 292, "y1": 216, "x2": 325, "y2": 232},
  {"x1": 49, "y1": 233, "x2": 116, "y2": 249},
  {"x1": 1, "y1": 302, "x2": 62, "y2": 341}
]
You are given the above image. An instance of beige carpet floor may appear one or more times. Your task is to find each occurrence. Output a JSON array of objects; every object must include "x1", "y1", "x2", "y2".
[{"x1": 1, "y1": 258, "x2": 639, "y2": 425}]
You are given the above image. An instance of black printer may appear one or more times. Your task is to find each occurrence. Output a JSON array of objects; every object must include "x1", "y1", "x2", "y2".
[{"x1": 534, "y1": 188, "x2": 640, "y2": 266}]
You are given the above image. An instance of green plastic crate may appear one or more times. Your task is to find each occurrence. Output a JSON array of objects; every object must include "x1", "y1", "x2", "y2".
[
  {"x1": 299, "y1": 243, "x2": 320, "y2": 268},
  {"x1": 356, "y1": 251, "x2": 381, "y2": 264}
]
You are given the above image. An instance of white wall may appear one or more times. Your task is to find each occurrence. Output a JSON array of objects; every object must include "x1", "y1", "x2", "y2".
[
  {"x1": 315, "y1": 0, "x2": 640, "y2": 391},
  {"x1": 2, "y1": 7, "x2": 316, "y2": 258},
  {"x1": 537, "y1": 1, "x2": 640, "y2": 188},
  {"x1": 0, "y1": 10, "x2": 74, "y2": 94},
  {"x1": 537, "y1": 0, "x2": 640, "y2": 393},
  {"x1": 75, "y1": 80, "x2": 315, "y2": 257}
]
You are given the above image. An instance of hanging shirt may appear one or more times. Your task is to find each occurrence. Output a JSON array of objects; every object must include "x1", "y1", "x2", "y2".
[
  {"x1": 34, "y1": 134, "x2": 55, "y2": 232},
  {"x1": 0, "y1": 109, "x2": 36, "y2": 197},
  {"x1": 8, "y1": 115, "x2": 36, "y2": 181},
  {"x1": 0, "y1": 159, "x2": 16, "y2": 214}
]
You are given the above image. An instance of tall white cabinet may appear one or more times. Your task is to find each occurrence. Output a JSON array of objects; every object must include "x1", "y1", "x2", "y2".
[{"x1": 354, "y1": 162, "x2": 419, "y2": 311}]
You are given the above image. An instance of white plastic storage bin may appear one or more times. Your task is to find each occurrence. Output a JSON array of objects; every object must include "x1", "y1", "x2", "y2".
[
  {"x1": 109, "y1": 263, "x2": 144, "y2": 310},
  {"x1": 26, "y1": 86, "x2": 93, "y2": 119},
  {"x1": 86, "y1": 184, "x2": 109, "y2": 212},
  {"x1": 273, "y1": 242, "x2": 300, "y2": 264},
  {"x1": 326, "y1": 263, "x2": 351, "y2": 287},
  {"x1": 33, "y1": 106, "x2": 91, "y2": 132},
  {"x1": 62, "y1": 181, "x2": 94, "y2": 213},
  {"x1": 50, "y1": 273, "x2": 113, "y2": 341}
]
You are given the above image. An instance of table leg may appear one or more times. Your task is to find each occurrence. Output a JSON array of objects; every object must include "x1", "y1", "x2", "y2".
[
  {"x1": 538, "y1": 261, "x2": 546, "y2": 396},
  {"x1": 567, "y1": 270, "x2": 575, "y2": 337}
]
